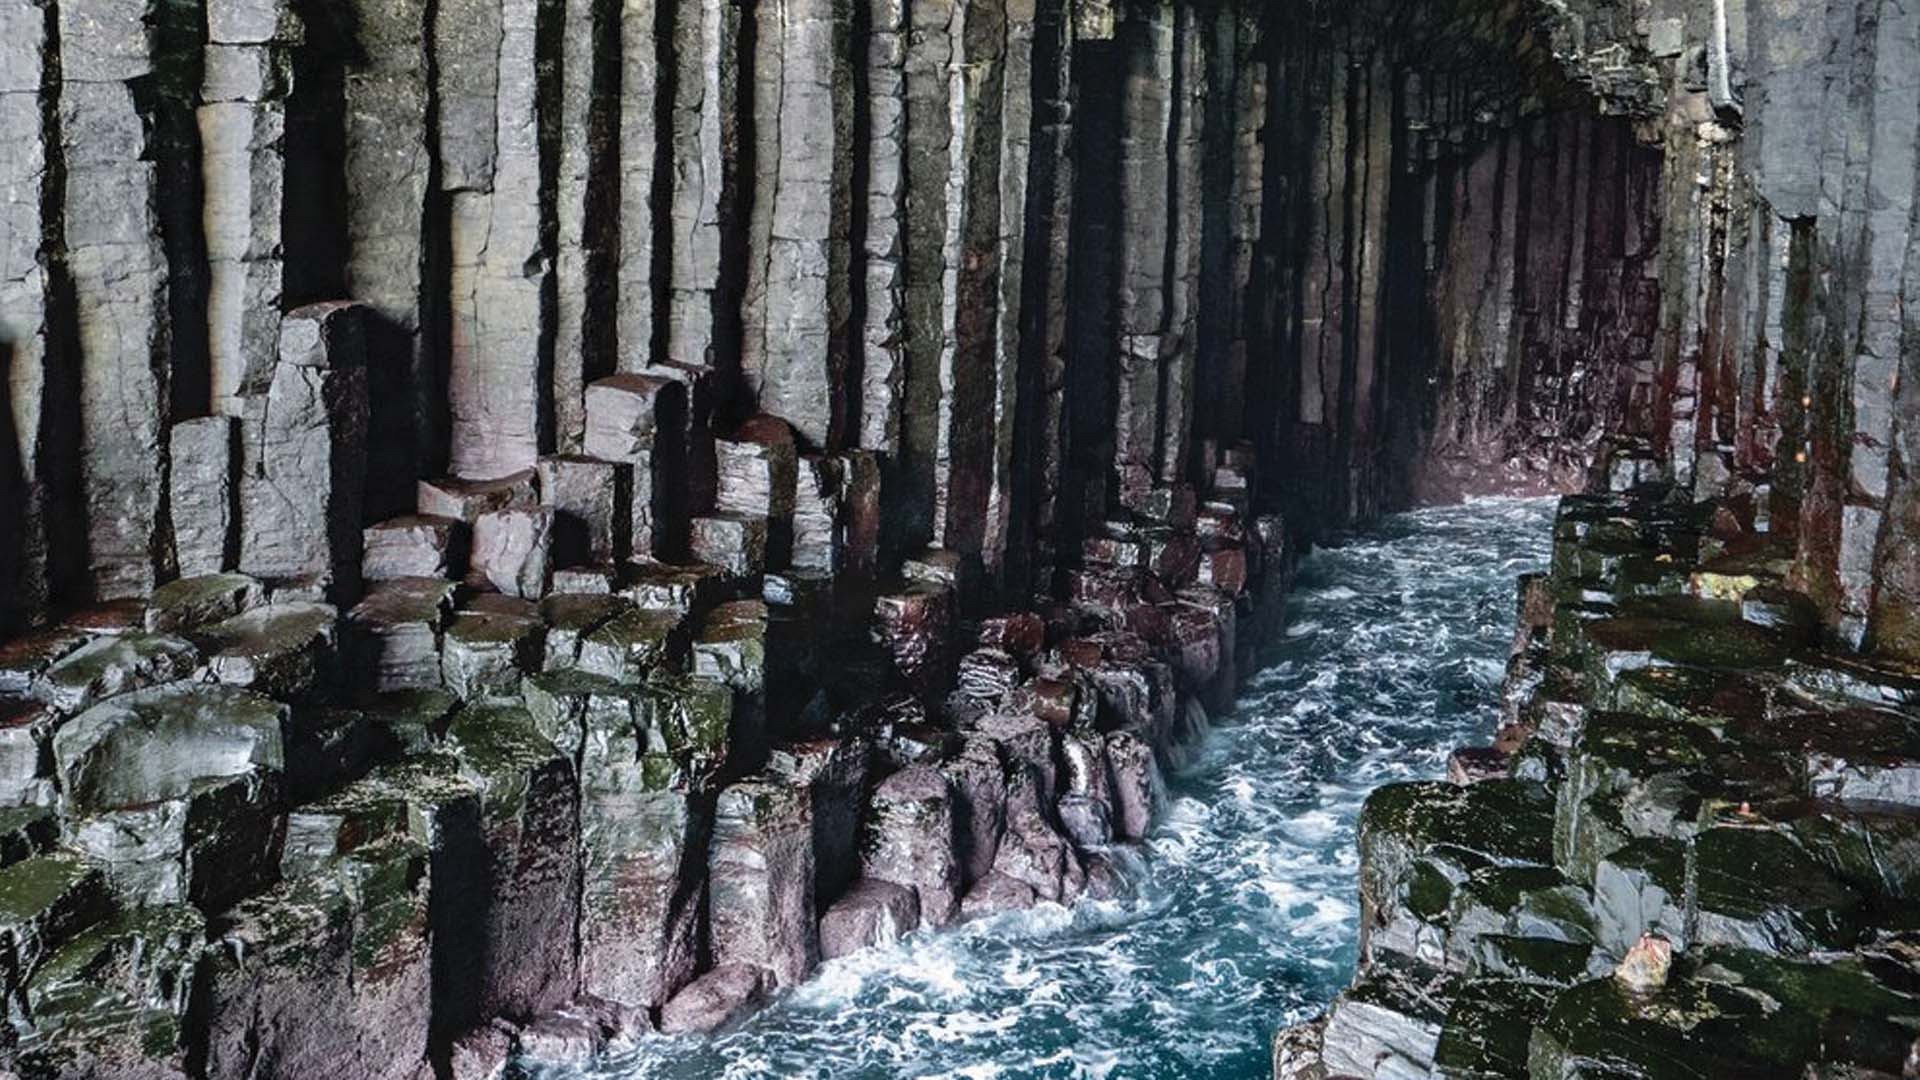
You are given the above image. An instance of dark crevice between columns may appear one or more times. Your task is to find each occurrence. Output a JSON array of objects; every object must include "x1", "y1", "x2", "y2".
[
  {"x1": 712, "y1": 0, "x2": 755, "y2": 425},
  {"x1": 645, "y1": 0, "x2": 677, "y2": 372},
  {"x1": 38, "y1": 0, "x2": 93, "y2": 610},
  {"x1": 842, "y1": 0, "x2": 872, "y2": 453},
  {"x1": 1061, "y1": 35, "x2": 1121, "y2": 556},
  {"x1": 535, "y1": 0, "x2": 564, "y2": 455},
  {"x1": 1003, "y1": 0, "x2": 1070, "y2": 601},
  {"x1": 580, "y1": 0, "x2": 623, "y2": 391},
  {"x1": 284, "y1": 0, "x2": 352, "y2": 307}
]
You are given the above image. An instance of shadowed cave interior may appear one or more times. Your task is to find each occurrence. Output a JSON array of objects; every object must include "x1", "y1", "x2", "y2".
[{"x1": 2, "y1": 0, "x2": 1920, "y2": 1075}]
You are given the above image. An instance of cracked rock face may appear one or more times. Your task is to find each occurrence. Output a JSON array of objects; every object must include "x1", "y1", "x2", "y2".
[{"x1": 5, "y1": 0, "x2": 1920, "y2": 1073}]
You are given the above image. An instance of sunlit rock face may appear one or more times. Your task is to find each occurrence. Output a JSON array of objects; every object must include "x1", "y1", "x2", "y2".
[{"x1": 0, "y1": 0, "x2": 1916, "y2": 1075}]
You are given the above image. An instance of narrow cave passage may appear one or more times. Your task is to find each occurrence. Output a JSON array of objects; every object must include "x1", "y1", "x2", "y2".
[
  {"x1": 536, "y1": 498, "x2": 1555, "y2": 1079},
  {"x1": 1, "y1": 0, "x2": 1918, "y2": 1078}
]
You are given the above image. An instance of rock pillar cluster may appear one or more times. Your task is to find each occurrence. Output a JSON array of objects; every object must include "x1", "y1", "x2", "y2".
[{"x1": 4, "y1": 0, "x2": 1920, "y2": 1073}]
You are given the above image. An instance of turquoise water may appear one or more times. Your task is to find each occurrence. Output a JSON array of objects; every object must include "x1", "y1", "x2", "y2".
[{"x1": 543, "y1": 496, "x2": 1556, "y2": 1080}]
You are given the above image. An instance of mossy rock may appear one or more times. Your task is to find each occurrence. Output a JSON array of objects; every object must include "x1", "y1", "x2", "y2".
[
  {"x1": 1614, "y1": 556, "x2": 1692, "y2": 600},
  {"x1": 1530, "y1": 949, "x2": 1920, "y2": 1078},
  {"x1": 639, "y1": 673, "x2": 734, "y2": 781},
  {"x1": 1726, "y1": 706, "x2": 1920, "y2": 807},
  {"x1": 577, "y1": 606, "x2": 690, "y2": 681},
  {"x1": 1320, "y1": 954, "x2": 1459, "y2": 1079},
  {"x1": 14, "y1": 904, "x2": 204, "y2": 1078},
  {"x1": 1645, "y1": 618, "x2": 1788, "y2": 673},
  {"x1": 1360, "y1": 782, "x2": 1555, "y2": 959},
  {"x1": 1609, "y1": 665, "x2": 1770, "y2": 736},
  {"x1": 1787, "y1": 806, "x2": 1920, "y2": 911},
  {"x1": 1783, "y1": 653, "x2": 1920, "y2": 713},
  {"x1": 1468, "y1": 934, "x2": 1596, "y2": 986},
  {"x1": 1690, "y1": 825, "x2": 1866, "y2": 955},
  {"x1": 521, "y1": 668, "x2": 641, "y2": 759},
  {"x1": 1553, "y1": 713, "x2": 1720, "y2": 881},
  {"x1": 444, "y1": 702, "x2": 569, "y2": 820},
  {"x1": 1591, "y1": 836, "x2": 1688, "y2": 957},
  {"x1": 1444, "y1": 865, "x2": 1596, "y2": 965},
  {"x1": 1433, "y1": 976, "x2": 1558, "y2": 1077},
  {"x1": 361, "y1": 689, "x2": 459, "y2": 757}
]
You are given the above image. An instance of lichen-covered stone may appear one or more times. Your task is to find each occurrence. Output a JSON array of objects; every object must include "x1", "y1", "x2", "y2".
[
  {"x1": 144, "y1": 573, "x2": 264, "y2": 634},
  {"x1": 442, "y1": 609, "x2": 545, "y2": 701},
  {"x1": 33, "y1": 634, "x2": 200, "y2": 715},
  {"x1": 577, "y1": 606, "x2": 688, "y2": 682},
  {"x1": 444, "y1": 704, "x2": 580, "y2": 1021},
  {"x1": 195, "y1": 601, "x2": 339, "y2": 698},
  {"x1": 200, "y1": 841, "x2": 432, "y2": 1080},
  {"x1": 693, "y1": 600, "x2": 767, "y2": 691}
]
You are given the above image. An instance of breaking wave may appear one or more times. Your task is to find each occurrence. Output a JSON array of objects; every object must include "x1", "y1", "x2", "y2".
[{"x1": 534, "y1": 496, "x2": 1555, "y2": 1080}]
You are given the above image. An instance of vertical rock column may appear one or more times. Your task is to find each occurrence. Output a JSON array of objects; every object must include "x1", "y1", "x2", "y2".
[
  {"x1": 237, "y1": 302, "x2": 370, "y2": 602},
  {"x1": 616, "y1": 0, "x2": 660, "y2": 371},
  {"x1": 980, "y1": 0, "x2": 1033, "y2": 578},
  {"x1": 667, "y1": 0, "x2": 743, "y2": 370},
  {"x1": 914, "y1": 0, "x2": 1008, "y2": 562},
  {"x1": 1155, "y1": 2, "x2": 1202, "y2": 489},
  {"x1": 747, "y1": 0, "x2": 856, "y2": 450},
  {"x1": 444, "y1": 0, "x2": 554, "y2": 480},
  {"x1": 59, "y1": 0, "x2": 173, "y2": 600},
  {"x1": 860, "y1": 0, "x2": 909, "y2": 454},
  {"x1": 344, "y1": 0, "x2": 436, "y2": 515},
  {"x1": 0, "y1": 0, "x2": 51, "y2": 630},
  {"x1": 200, "y1": 0, "x2": 296, "y2": 416},
  {"x1": 553, "y1": 0, "x2": 619, "y2": 448},
  {"x1": 1110, "y1": 2, "x2": 1172, "y2": 511}
]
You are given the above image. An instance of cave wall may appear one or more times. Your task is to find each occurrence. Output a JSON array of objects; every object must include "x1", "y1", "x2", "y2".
[
  {"x1": 3, "y1": 0, "x2": 1918, "y2": 668},
  {"x1": 1532, "y1": 0, "x2": 1920, "y2": 660}
]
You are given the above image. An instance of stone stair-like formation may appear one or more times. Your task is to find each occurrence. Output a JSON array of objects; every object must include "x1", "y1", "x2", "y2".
[
  {"x1": 0, "y1": 343, "x2": 1297, "y2": 1078},
  {"x1": 1279, "y1": 445, "x2": 1920, "y2": 1079}
]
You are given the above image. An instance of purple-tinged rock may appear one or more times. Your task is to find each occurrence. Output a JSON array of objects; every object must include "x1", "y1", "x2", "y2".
[
  {"x1": 819, "y1": 878, "x2": 920, "y2": 959},
  {"x1": 363, "y1": 515, "x2": 465, "y2": 582},
  {"x1": 417, "y1": 470, "x2": 540, "y2": 524},
  {"x1": 863, "y1": 765, "x2": 961, "y2": 928},
  {"x1": 708, "y1": 776, "x2": 817, "y2": 986},
  {"x1": 657, "y1": 964, "x2": 765, "y2": 1035}
]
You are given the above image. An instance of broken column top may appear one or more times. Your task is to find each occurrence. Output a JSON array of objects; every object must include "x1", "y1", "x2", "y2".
[{"x1": 52, "y1": 682, "x2": 286, "y2": 813}]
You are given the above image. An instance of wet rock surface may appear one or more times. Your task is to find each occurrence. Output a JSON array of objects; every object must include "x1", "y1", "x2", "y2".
[
  {"x1": 1294, "y1": 484, "x2": 1920, "y2": 1079},
  {"x1": 4, "y1": 0, "x2": 1920, "y2": 1072},
  {"x1": 0, "y1": 382, "x2": 1295, "y2": 1076}
]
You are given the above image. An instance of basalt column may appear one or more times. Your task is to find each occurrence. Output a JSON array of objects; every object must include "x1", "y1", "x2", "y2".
[
  {"x1": 59, "y1": 0, "x2": 177, "y2": 601},
  {"x1": 200, "y1": 0, "x2": 297, "y2": 417},
  {"x1": 743, "y1": 0, "x2": 856, "y2": 450},
  {"x1": 344, "y1": 0, "x2": 439, "y2": 517},
  {"x1": 0, "y1": 0, "x2": 55, "y2": 633},
  {"x1": 442, "y1": 0, "x2": 554, "y2": 480}
]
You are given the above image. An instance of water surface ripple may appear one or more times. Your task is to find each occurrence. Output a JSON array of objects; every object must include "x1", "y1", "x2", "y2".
[{"x1": 542, "y1": 496, "x2": 1556, "y2": 1080}]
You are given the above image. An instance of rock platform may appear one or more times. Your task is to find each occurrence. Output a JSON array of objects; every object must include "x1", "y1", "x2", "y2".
[{"x1": 1280, "y1": 452, "x2": 1920, "y2": 1079}]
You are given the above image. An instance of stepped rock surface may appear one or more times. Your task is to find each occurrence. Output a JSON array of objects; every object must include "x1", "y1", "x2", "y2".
[{"x1": 0, "y1": 0, "x2": 1917, "y2": 1074}]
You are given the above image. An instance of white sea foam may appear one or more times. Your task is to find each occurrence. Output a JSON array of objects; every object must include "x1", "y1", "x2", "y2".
[{"x1": 530, "y1": 497, "x2": 1555, "y2": 1080}]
